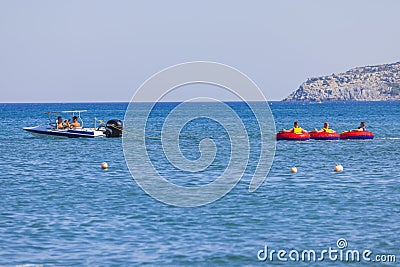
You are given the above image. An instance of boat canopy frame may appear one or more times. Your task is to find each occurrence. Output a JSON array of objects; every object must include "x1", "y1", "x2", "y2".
[{"x1": 45, "y1": 110, "x2": 87, "y2": 129}]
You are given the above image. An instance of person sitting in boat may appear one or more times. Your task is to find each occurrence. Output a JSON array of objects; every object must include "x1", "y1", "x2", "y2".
[
  {"x1": 312, "y1": 122, "x2": 335, "y2": 133},
  {"x1": 57, "y1": 116, "x2": 68, "y2": 129},
  {"x1": 280, "y1": 121, "x2": 308, "y2": 134},
  {"x1": 354, "y1": 121, "x2": 367, "y2": 131},
  {"x1": 68, "y1": 116, "x2": 81, "y2": 129}
]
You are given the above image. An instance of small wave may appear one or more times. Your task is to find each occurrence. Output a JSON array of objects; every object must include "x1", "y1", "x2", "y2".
[{"x1": 376, "y1": 137, "x2": 400, "y2": 140}]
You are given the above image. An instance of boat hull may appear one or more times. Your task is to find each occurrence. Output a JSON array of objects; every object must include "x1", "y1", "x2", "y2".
[{"x1": 23, "y1": 127, "x2": 104, "y2": 138}]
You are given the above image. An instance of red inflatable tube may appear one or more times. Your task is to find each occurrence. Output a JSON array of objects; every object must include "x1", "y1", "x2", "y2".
[
  {"x1": 276, "y1": 132, "x2": 310, "y2": 141},
  {"x1": 309, "y1": 131, "x2": 340, "y2": 140},
  {"x1": 340, "y1": 131, "x2": 374, "y2": 140}
]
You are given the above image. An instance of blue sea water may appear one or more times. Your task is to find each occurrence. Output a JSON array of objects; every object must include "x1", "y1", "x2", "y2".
[{"x1": 0, "y1": 101, "x2": 399, "y2": 266}]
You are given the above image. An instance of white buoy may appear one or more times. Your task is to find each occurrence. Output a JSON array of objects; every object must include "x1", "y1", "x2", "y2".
[
  {"x1": 101, "y1": 162, "x2": 108, "y2": 170},
  {"x1": 334, "y1": 163, "x2": 343, "y2": 172},
  {"x1": 290, "y1": 166, "x2": 298, "y2": 173}
]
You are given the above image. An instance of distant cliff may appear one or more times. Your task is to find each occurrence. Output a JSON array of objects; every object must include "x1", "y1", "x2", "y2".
[{"x1": 284, "y1": 61, "x2": 400, "y2": 102}]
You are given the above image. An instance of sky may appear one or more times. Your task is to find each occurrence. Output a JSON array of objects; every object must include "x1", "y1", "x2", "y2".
[{"x1": 0, "y1": 0, "x2": 399, "y2": 102}]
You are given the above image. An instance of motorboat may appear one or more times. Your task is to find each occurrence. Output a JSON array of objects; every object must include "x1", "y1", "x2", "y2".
[{"x1": 23, "y1": 110, "x2": 123, "y2": 138}]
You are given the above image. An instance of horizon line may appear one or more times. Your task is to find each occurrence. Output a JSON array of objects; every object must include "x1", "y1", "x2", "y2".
[{"x1": 0, "y1": 100, "x2": 284, "y2": 104}]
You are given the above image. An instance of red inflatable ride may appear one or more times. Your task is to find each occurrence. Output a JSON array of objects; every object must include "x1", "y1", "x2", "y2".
[
  {"x1": 276, "y1": 132, "x2": 310, "y2": 141},
  {"x1": 309, "y1": 131, "x2": 340, "y2": 140},
  {"x1": 340, "y1": 131, "x2": 374, "y2": 140}
]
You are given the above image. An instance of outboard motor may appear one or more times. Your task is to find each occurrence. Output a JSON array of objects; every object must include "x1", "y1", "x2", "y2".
[{"x1": 105, "y1": 119, "x2": 123, "y2": 138}]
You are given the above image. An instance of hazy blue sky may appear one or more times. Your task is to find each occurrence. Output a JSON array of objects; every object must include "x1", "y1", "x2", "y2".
[{"x1": 1, "y1": 0, "x2": 399, "y2": 102}]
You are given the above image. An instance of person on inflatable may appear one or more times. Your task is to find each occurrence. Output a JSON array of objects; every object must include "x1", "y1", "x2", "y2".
[
  {"x1": 312, "y1": 122, "x2": 336, "y2": 133},
  {"x1": 280, "y1": 121, "x2": 308, "y2": 134},
  {"x1": 353, "y1": 121, "x2": 367, "y2": 131}
]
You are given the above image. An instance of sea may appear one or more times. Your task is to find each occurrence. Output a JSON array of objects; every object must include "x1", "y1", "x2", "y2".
[{"x1": 0, "y1": 101, "x2": 399, "y2": 266}]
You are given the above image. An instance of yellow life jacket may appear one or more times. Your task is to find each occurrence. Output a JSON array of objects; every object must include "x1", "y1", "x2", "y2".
[
  {"x1": 293, "y1": 127, "x2": 303, "y2": 134},
  {"x1": 323, "y1": 128, "x2": 333, "y2": 133}
]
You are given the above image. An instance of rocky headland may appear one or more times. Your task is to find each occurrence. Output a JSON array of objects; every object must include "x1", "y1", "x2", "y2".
[{"x1": 284, "y1": 61, "x2": 400, "y2": 102}]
